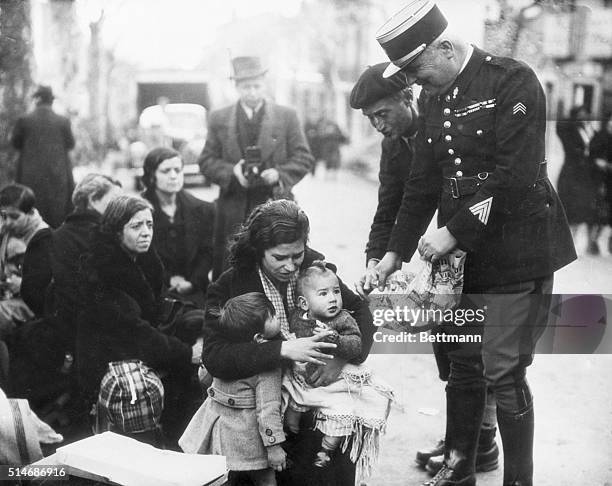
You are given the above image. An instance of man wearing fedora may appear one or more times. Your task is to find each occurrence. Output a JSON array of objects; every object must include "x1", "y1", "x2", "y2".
[
  {"x1": 11, "y1": 86, "x2": 75, "y2": 228},
  {"x1": 350, "y1": 62, "x2": 501, "y2": 480},
  {"x1": 199, "y1": 56, "x2": 313, "y2": 278},
  {"x1": 371, "y1": 1, "x2": 576, "y2": 486}
]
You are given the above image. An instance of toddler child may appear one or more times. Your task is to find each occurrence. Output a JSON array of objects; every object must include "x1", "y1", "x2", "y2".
[
  {"x1": 282, "y1": 261, "x2": 394, "y2": 479},
  {"x1": 179, "y1": 292, "x2": 286, "y2": 486}
]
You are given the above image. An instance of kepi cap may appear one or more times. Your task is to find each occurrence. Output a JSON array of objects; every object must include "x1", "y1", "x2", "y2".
[
  {"x1": 230, "y1": 56, "x2": 268, "y2": 81},
  {"x1": 376, "y1": 0, "x2": 448, "y2": 78},
  {"x1": 350, "y1": 63, "x2": 411, "y2": 110}
]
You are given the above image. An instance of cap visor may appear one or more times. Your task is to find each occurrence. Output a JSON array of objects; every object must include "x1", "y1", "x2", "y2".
[{"x1": 382, "y1": 62, "x2": 402, "y2": 79}]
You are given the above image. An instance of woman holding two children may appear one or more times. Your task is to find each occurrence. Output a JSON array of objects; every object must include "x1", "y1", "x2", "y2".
[{"x1": 193, "y1": 199, "x2": 379, "y2": 486}]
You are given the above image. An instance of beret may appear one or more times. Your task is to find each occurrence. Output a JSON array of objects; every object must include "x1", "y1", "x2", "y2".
[{"x1": 349, "y1": 63, "x2": 410, "y2": 109}]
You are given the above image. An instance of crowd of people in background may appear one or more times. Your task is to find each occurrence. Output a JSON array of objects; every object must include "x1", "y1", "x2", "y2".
[
  {"x1": 556, "y1": 105, "x2": 612, "y2": 255},
  {"x1": 1, "y1": 2, "x2": 612, "y2": 483}
]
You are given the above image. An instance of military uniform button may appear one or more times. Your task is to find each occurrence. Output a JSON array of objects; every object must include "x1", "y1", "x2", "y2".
[
  {"x1": 445, "y1": 135, "x2": 452, "y2": 142},
  {"x1": 456, "y1": 171, "x2": 463, "y2": 177},
  {"x1": 227, "y1": 398, "x2": 235, "y2": 405},
  {"x1": 485, "y1": 55, "x2": 492, "y2": 61},
  {"x1": 476, "y1": 129, "x2": 483, "y2": 136},
  {"x1": 445, "y1": 95, "x2": 451, "y2": 102},
  {"x1": 265, "y1": 429, "x2": 273, "y2": 436},
  {"x1": 427, "y1": 138, "x2": 432, "y2": 144},
  {"x1": 444, "y1": 108, "x2": 451, "y2": 116},
  {"x1": 269, "y1": 437, "x2": 276, "y2": 444},
  {"x1": 454, "y1": 157, "x2": 462, "y2": 165},
  {"x1": 208, "y1": 389, "x2": 215, "y2": 397},
  {"x1": 443, "y1": 121, "x2": 451, "y2": 128},
  {"x1": 448, "y1": 148, "x2": 455, "y2": 155}
]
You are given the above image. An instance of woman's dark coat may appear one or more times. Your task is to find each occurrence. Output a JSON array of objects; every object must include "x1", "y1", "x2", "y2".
[
  {"x1": 76, "y1": 237, "x2": 191, "y2": 400},
  {"x1": 145, "y1": 189, "x2": 215, "y2": 299}
]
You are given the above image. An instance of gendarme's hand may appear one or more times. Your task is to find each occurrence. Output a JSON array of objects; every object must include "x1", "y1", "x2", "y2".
[{"x1": 418, "y1": 226, "x2": 457, "y2": 262}]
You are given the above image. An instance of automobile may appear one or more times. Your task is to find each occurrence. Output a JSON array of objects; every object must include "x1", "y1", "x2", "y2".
[{"x1": 133, "y1": 103, "x2": 208, "y2": 187}]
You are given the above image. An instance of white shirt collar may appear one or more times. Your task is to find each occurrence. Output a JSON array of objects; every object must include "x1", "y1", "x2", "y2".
[
  {"x1": 458, "y1": 45, "x2": 474, "y2": 75},
  {"x1": 240, "y1": 100, "x2": 264, "y2": 120}
]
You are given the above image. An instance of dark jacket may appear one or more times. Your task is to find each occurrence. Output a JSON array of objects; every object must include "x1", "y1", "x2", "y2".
[
  {"x1": 201, "y1": 248, "x2": 374, "y2": 381},
  {"x1": 11, "y1": 105, "x2": 75, "y2": 228},
  {"x1": 199, "y1": 101, "x2": 313, "y2": 278},
  {"x1": 556, "y1": 119, "x2": 598, "y2": 225},
  {"x1": 145, "y1": 189, "x2": 215, "y2": 296},
  {"x1": 21, "y1": 228, "x2": 53, "y2": 316},
  {"x1": 388, "y1": 47, "x2": 576, "y2": 290},
  {"x1": 366, "y1": 136, "x2": 414, "y2": 263},
  {"x1": 76, "y1": 237, "x2": 191, "y2": 399}
]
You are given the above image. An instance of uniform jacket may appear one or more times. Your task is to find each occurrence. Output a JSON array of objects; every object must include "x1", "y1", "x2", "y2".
[
  {"x1": 388, "y1": 47, "x2": 576, "y2": 290},
  {"x1": 366, "y1": 136, "x2": 414, "y2": 263},
  {"x1": 76, "y1": 237, "x2": 191, "y2": 399},
  {"x1": 201, "y1": 247, "x2": 375, "y2": 381},
  {"x1": 11, "y1": 106, "x2": 75, "y2": 228},
  {"x1": 145, "y1": 189, "x2": 215, "y2": 295},
  {"x1": 198, "y1": 101, "x2": 313, "y2": 278}
]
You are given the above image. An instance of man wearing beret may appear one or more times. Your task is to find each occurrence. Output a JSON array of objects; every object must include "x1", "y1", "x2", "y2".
[
  {"x1": 349, "y1": 63, "x2": 417, "y2": 294},
  {"x1": 351, "y1": 62, "x2": 501, "y2": 480},
  {"x1": 372, "y1": 1, "x2": 576, "y2": 486}
]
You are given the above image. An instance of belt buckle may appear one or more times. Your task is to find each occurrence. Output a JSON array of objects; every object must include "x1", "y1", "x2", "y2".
[{"x1": 449, "y1": 177, "x2": 460, "y2": 199}]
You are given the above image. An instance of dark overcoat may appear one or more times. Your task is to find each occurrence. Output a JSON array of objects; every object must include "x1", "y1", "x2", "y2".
[
  {"x1": 387, "y1": 48, "x2": 576, "y2": 290},
  {"x1": 198, "y1": 101, "x2": 313, "y2": 278},
  {"x1": 11, "y1": 106, "x2": 75, "y2": 228},
  {"x1": 76, "y1": 238, "x2": 191, "y2": 401},
  {"x1": 556, "y1": 119, "x2": 598, "y2": 225}
]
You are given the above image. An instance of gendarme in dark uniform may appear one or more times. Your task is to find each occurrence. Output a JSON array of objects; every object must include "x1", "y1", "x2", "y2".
[
  {"x1": 390, "y1": 47, "x2": 575, "y2": 290},
  {"x1": 375, "y1": 2, "x2": 576, "y2": 486}
]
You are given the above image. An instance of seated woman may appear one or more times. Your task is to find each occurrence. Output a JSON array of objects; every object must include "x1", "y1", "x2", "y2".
[
  {"x1": 0, "y1": 184, "x2": 48, "y2": 341},
  {"x1": 76, "y1": 195, "x2": 200, "y2": 446},
  {"x1": 141, "y1": 147, "x2": 215, "y2": 306},
  {"x1": 10, "y1": 175, "x2": 122, "y2": 420},
  {"x1": 199, "y1": 199, "x2": 376, "y2": 486}
]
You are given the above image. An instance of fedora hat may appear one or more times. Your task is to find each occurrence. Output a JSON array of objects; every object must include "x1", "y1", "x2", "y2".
[
  {"x1": 32, "y1": 85, "x2": 54, "y2": 103},
  {"x1": 230, "y1": 56, "x2": 268, "y2": 81},
  {"x1": 376, "y1": 0, "x2": 448, "y2": 78}
]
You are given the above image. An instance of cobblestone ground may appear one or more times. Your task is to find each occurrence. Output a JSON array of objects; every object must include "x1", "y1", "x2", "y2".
[{"x1": 192, "y1": 169, "x2": 612, "y2": 486}]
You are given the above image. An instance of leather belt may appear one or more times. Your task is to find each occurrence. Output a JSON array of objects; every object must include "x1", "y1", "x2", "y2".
[{"x1": 442, "y1": 162, "x2": 548, "y2": 199}]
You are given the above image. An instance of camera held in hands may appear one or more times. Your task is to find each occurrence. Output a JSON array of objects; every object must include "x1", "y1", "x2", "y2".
[{"x1": 243, "y1": 146, "x2": 264, "y2": 182}]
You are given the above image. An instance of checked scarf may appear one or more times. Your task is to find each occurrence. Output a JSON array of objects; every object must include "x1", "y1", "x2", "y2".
[{"x1": 257, "y1": 266, "x2": 297, "y2": 340}]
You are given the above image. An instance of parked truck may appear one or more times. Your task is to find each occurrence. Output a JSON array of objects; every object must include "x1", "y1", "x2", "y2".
[{"x1": 130, "y1": 69, "x2": 215, "y2": 186}]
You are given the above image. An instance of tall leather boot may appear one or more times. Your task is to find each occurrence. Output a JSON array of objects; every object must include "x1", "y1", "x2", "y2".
[
  {"x1": 421, "y1": 385, "x2": 485, "y2": 486},
  {"x1": 496, "y1": 404, "x2": 534, "y2": 486}
]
